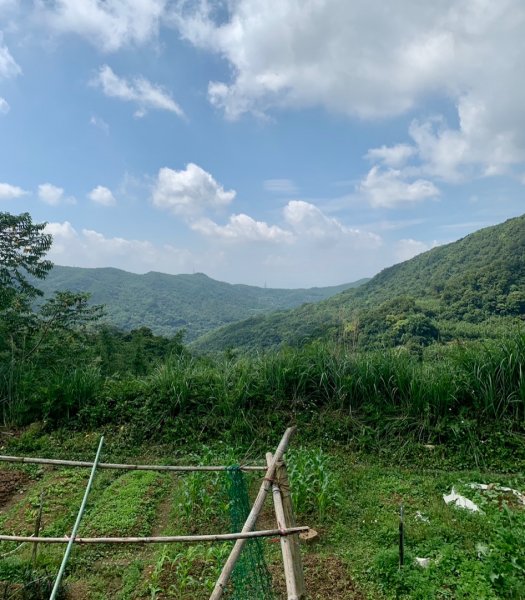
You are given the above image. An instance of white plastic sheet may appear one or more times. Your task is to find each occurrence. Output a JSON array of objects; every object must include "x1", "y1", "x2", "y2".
[{"x1": 443, "y1": 488, "x2": 480, "y2": 512}]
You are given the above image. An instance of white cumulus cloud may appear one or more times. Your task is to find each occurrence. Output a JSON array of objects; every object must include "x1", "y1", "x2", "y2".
[
  {"x1": 283, "y1": 200, "x2": 382, "y2": 248},
  {"x1": 192, "y1": 214, "x2": 294, "y2": 244},
  {"x1": 91, "y1": 64, "x2": 184, "y2": 118},
  {"x1": 37, "y1": 0, "x2": 166, "y2": 52},
  {"x1": 38, "y1": 183, "x2": 64, "y2": 205},
  {"x1": 88, "y1": 185, "x2": 116, "y2": 206},
  {"x1": 359, "y1": 166, "x2": 440, "y2": 208},
  {"x1": 0, "y1": 182, "x2": 27, "y2": 199},
  {"x1": 152, "y1": 163, "x2": 236, "y2": 218},
  {"x1": 45, "y1": 221, "x2": 194, "y2": 273},
  {"x1": 45, "y1": 221, "x2": 77, "y2": 238},
  {"x1": 166, "y1": 1, "x2": 458, "y2": 119},
  {"x1": 170, "y1": 0, "x2": 525, "y2": 180}
]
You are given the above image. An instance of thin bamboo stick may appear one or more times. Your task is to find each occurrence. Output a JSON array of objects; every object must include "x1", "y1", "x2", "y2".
[
  {"x1": 209, "y1": 426, "x2": 297, "y2": 600},
  {"x1": 0, "y1": 526, "x2": 308, "y2": 544},
  {"x1": 49, "y1": 436, "x2": 104, "y2": 600},
  {"x1": 266, "y1": 452, "x2": 299, "y2": 600},
  {"x1": 277, "y1": 461, "x2": 306, "y2": 597},
  {"x1": 0, "y1": 455, "x2": 265, "y2": 472}
]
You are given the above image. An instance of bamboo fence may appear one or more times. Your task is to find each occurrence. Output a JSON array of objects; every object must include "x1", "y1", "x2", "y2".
[{"x1": 0, "y1": 426, "x2": 307, "y2": 600}]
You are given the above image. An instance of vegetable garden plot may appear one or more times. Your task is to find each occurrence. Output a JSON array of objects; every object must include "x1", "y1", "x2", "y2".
[{"x1": 0, "y1": 427, "x2": 308, "y2": 600}]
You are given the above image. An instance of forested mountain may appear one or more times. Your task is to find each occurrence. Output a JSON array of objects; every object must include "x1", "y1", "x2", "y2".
[
  {"x1": 38, "y1": 266, "x2": 367, "y2": 341},
  {"x1": 193, "y1": 214, "x2": 525, "y2": 352}
]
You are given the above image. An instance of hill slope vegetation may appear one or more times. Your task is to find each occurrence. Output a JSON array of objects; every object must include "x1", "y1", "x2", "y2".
[
  {"x1": 193, "y1": 213, "x2": 525, "y2": 352},
  {"x1": 38, "y1": 266, "x2": 367, "y2": 341}
]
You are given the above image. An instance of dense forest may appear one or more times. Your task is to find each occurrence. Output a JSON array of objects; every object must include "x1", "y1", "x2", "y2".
[{"x1": 37, "y1": 266, "x2": 365, "y2": 341}]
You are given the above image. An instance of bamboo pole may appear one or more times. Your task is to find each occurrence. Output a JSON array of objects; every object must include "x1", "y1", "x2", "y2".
[
  {"x1": 266, "y1": 452, "x2": 299, "y2": 600},
  {"x1": 277, "y1": 460, "x2": 306, "y2": 598},
  {"x1": 0, "y1": 455, "x2": 265, "y2": 472},
  {"x1": 0, "y1": 527, "x2": 308, "y2": 545},
  {"x1": 209, "y1": 426, "x2": 297, "y2": 600},
  {"x1": 49, "y1": 436, "x2": 104, "y2": 600}
]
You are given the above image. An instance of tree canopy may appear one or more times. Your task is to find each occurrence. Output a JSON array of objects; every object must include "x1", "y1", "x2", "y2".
[
  {"x1": 0, "y1": 211, "x2": 103, "y2": 362},
  {"x1": 0, "y1": 212, "x2": 53, "y2": 309}
]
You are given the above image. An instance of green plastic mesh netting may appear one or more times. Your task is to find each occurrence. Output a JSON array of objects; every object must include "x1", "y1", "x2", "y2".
[{"x1": 224, "y1": 466, "x2": 274, "y2": 600}]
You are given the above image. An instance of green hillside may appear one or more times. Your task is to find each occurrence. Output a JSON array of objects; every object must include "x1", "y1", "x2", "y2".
[
  {"x1": 38, "y1": 266, "x2": 367, "y2": 341},
  {"x1": 193, "y1": 213, "x2": 525, "y2": 352}
]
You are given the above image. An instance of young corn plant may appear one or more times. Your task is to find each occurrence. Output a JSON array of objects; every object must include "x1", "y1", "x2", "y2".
[{"x1": 286, "y1": 447, "x2": 339, "y2": 522}]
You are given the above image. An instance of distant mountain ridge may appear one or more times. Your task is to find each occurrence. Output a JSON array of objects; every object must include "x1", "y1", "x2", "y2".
[
  {"x1": 38, "y1": 266, "x2": 368, "y2": 341},
  {"x1": 192, "y1": 213, "x2": 525, "y2": 352}
]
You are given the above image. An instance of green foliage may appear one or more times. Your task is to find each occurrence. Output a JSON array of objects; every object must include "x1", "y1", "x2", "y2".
[
  {"x1": 1, "y1": 206, "x2": 523, "y2": 600},
  {"x1": 10, "y1": 331, "x2": 523, "y2": 469},
  {"x1": 145, "y1": 544, "x2": 230, "y2": 599},
  {"x1": 0, "y1": 212, "x2": 104, "y2": 426},
  {"x1": 287, "y1": 447, "x2": 339, "y2": 521},
  {"x1": 81, "y1": 471, "x2": 167, "y2": 537},
  {"x1": 485, "y1": 505, "x2": 525, "y2": 598},
  {"x1": 174, "y1": 469, "x2": 225, "y2": 526},
  {"x1": 224, "y1": 467, "x2": 274, "y2": 600},
  {"x1": 37, "y1": 265, "x2": 367, "y2": 341},
  {"x1": 371, "y1": 497, "x2": 525, "y2": 600},
  {"x1": 0, "y1": 562, "x2": 67, "y2": 600},
  {"x1": 336, "y1": 461, "x2": 525, "y2": 600},
  {"x1": 94, "y1": 325, "x2": 186, "y2": 376},
  {"x1": 0, "y1": 211, "x2": 52, "y2": 309}
]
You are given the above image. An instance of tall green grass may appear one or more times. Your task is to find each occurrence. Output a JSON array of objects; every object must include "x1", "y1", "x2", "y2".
[{"x1": 3, "y1": 333, "x2": 524, "y2": 461}]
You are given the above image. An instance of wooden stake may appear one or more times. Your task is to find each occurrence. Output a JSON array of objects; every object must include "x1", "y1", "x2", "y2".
[
  {"x1": 267, "y1": 453, "x2": 300, "y2": 600},
  {"x1": 399, "y1": 505, "x2": 404, "y2": 569},
  {"x1": 31, "y1": 492, "x2": 44, "y2": 566},
  {"x1": 209, "y1": 426, "x2": 297, "y2": 600},
  {"x1": 277, "y1": 460, "x2": 306, "y2": 598},
  {"x1": 0, "y1": 526, "x2": 308, "y2": 545}
]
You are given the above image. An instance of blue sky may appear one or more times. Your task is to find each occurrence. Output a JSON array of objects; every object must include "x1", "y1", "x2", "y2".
[{"x1": 1, "y1": 1, "x2": 524, "y2": 288}]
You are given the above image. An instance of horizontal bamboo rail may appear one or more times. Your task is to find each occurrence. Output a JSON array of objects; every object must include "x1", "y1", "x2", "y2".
[
  {"x1": 0, "y1": 455, "x2": 266, "y2": 472},
  {"x1": 0, "y1": 526, "x2": 309, "y2": 545}
]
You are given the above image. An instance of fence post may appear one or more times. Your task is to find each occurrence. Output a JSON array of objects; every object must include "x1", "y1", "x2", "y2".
[
  {"x1": 31, "y1": 492, "x2": 44, "y2": 566},
  {"x1": 266, "y1": 453, "x2": 300, "y2": 600},
  {"x1": 277, "y1": 460, "x2": 305, "y2": 598},
  {"x1": 210, "y1": 427, "x2": 296, "y2": 600}
]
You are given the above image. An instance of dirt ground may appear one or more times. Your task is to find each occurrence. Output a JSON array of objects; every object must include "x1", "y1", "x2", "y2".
[
  {"x1": 0, "y1": 468, "x2": 29, "y2": 510},
  {"x1": 269, "y1": 553, "x2": 366, "y2": 599}
]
